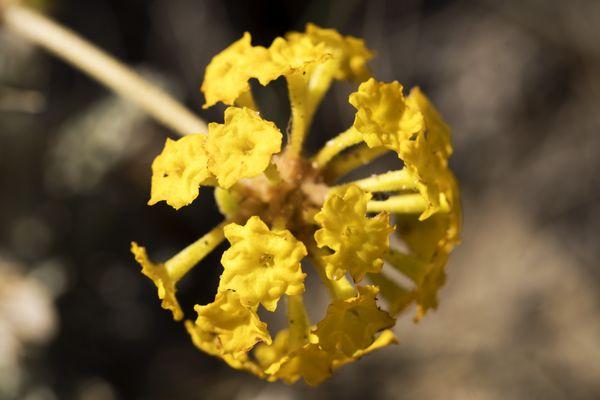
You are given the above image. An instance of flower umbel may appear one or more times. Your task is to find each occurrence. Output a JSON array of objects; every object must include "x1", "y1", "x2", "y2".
[{"x1": 132, "y1": 24, "x2": 462, "y2": 386}]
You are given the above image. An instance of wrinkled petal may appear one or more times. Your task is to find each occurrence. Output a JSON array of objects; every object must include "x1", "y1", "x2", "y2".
[
  {"x1": 130, "y1": 242, "x2": 183, "y2": 321},
  {"x1": 148, "y1": 134, "x2": 211, "y2": 210},
  {"x1": 288, "y1": 23, "x2": 373, "y2": 82},
  {"x1": 201, "y1": 33, "x2": 280, "y2": 108},
  {"x1": 315, "y1": 185, "x2": 394, "y2": 282},
  {"x1": 314, "y1": 286, "x2": 395, "y2": 357},
  {"x1": 188, "y1": 290, "x2": 271, "y2": 359},
  {"x1": 206, "y1": 107, "x2": 282, "y2": 189},
  {"x1": 218, "y1": 216, "x2": 307, "y2": 311},
  {"x1": 349, "y1": 78, "x2": 424, "y2": 152}
]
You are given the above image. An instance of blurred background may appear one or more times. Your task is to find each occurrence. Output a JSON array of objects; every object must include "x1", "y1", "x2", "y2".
[{"x1": 1, "y1": 0, "x2": 599, "y2": 399}]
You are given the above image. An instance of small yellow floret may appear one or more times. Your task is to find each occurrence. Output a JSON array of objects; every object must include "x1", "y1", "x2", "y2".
[
  {"x1": 314, "y1": 185, "x2": 394, "y2": 282},
  {"x1": 201, "y1": 33, "x2": 279, "y2": 108},
  {"x1": 148, "y1": 134, "x2": 211, "y2": 210},
  {"x1": 406, "y1": 87, "x2": 453, "y2": 162},
  {"x1": 188, "y1": 290, "x2": 271, "y2": 359},
  {"x1": 218, "y1": 216, "x2": 307, "y2": 311},
  {"x1": 314, "y1": 285, "x2": 395, "y2": 357},
  {"x1": 130, "y1": 242, "x2": 183, "y2": 321},
  {"x1": 206, "y1": 107, "x2": 282, "y2": 189},
  {"x1": 349, "y1": 78, "x2": 424, "y2": 152},
  {"x1": 269, "y1": 343, "x2": 333, "y2": 386},
  {"x1": 288, "y1": 23, "x2": 373, "y2": 82}
]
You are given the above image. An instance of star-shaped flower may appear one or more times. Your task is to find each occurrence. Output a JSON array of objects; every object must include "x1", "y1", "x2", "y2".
[
  {"x1": 218, "y1": 216, "x2": 307, "y2": 311},
  {"x1": 314, "y1": 185, "x2": 394, "y2": 282}
]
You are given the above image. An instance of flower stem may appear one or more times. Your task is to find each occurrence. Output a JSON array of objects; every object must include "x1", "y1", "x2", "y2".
[
  {"x1": 366, "y1": 193, "x2": 428, "y2": 214},
  {"x1": 2, "y1": 4, "x2": 207, "y2": 136},
  {"x1": 287, "y1": 294, "x2": 310, "y2": 349},
  {"x1": 165, "y1": 221, "x2": 227, "y2": 282},
  {"x1": 323, "y1": 144, "x2": 388, "y2": 183},
  {"x1": 312, "y1": 127, "x2": 362, "y2": 168},
  {"x1": 308, "y1": 245, "x2": 356, "y2": 300},
  {"x1": 334, "y1": 169, "x2": 417, "y2": 192}
]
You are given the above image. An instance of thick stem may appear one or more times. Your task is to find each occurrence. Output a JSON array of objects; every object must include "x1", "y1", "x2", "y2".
[
  {"x1": 3, "y1": 4, "x2": 207, "y2": 136},
  {"x1": 165, "y1": 221, "x2": 227, "y2": 282}
]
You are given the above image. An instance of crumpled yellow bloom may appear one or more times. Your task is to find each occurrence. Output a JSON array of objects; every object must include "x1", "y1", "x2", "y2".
[
  {"x1": 187, "y1": 290, "x2": 271, "y2": 359},
  {"x1": 315, "y1": 185, "x2": 394, "y2": 282},
  {"x1": 148, "y1": 134, "x2": 211, "y2": 210},
  {"x1": 395, "y1": 174, "x2": 461, "y2": 319},
  {"x1": 206, "y1": 107, "x2": 282, "y2": 189},
  {"x1": 130, "y1": 242, "x2": 183, "y2": 321},
  {"x1": 314, "y1": 285, "x2": 394, "y2": 357},
  {"x1": 349, "y1": 78, "x2": 424, "y2": 153},
  {"x1": 218, "y1": 216, "x2": 307, "y2": 311},
  {"x1": 184, "y1": 320, "x2": 265, "y2": 377},
  {"x1": 400, "y1": 134, "x2": 454, "y2": 220},
  {"x1": 287, "y1": 23, "x2": 373, "y2": 82},
  {"x1": 201, "y1": 33, "x2": 280, "y2": 108},
  {"x1": 133, "y1": 24, "x2": 461, "y2": 386},
  {"x1": 406, "y1": 87, "x2": 453, "y2": 162}
]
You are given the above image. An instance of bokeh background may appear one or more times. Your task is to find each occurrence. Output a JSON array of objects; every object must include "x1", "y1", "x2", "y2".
[{"x1": 1, "y1": 0, "x2": 599, "y2": 399}]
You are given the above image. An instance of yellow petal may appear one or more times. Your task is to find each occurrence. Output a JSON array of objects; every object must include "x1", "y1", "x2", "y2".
[
  {"x1": 314, "y1": 285, "x2": 395, "y2": 357},
  {"x1": 332, "y1": 329, "x2": 398, "y2": 369},
  {"x1": 349, "y1": 78, "x2": 424, "y2": 152},
  {"x1": 314, "y1": 185, "x2": 394, "y2": 282},
  {"x1": 188, "y1": 290, "x2": 271, "y2": 359},
  {"x1": 270, "y1": 343, "x2": 333, "y2": 386},
  {"x1": 406, "y1": 87, "x2": 453, "y2": 162},
  {"x1": 395, "y1": 173, "x2": 461, "y2": 319},
  {"x1": 201, "y1": 33, "x2": 279, "y2": 108},
  {"x1": 290, "y1": 23, "x2": 374, "y2": 82},
  {"x1": 268, "y1": 35, "x2": 332, "y2": 76},
  {"x1": 185, "y1": 320, "x2": 265, "y2": 377},
  {"x1": 206, "y1": 107, "x2": 282, "y2": 189},
  {"x1": 148, "y1": 134, "x2": 211, "y2": 210},
  {"x1": 400, "y1": 133, "x2": 454, "y2": 220},
  {"x1": 218, "y1": 216, "x2": 307, "y2": 311},
  {"x1": 130, "y1": 242, "x2": 183, "y2": 321}
]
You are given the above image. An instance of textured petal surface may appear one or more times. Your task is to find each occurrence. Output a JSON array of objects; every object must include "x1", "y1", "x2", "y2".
[
  {"x1": 314, "y1": 185, "x2": 394, "y2": 282},
  {"x1": 130, "y1": 242, "x2": 183, "y2": 321},
  {"x1": 349, "y1": 78, "x2": 424, "y2": 152},
  {"x1": 188, "y1": 290, "x2": 271, "y2": 359},
  {"x1": 314, "y1": 286, "x2": 395, "y2": 357},
  {"x1": 206, "y1": 107, "x2": 282, "y2": 189},
  {"x1": 218, "y1": 216, "x2": 307, "y2": 311},
  {"x1": 148, "y1": 134, "x2": 211, "y2": 210}
]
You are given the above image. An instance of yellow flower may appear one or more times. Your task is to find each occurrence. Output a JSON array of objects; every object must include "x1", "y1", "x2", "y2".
[
  {"x1": 269, "y1": 343, "x2": 333, "y2": 386},
  {"x1": 349, "y1": 78, "x2": 424, "y2": 153},
  {"x1": 148, "y1": 134, "x2": 211, "y2": 210},
  {"x1": 185, "y1": 320, "x2": 265, "y2": 377},
  {"x1": 314, "y1": 285, "x2": 395, "y2": 357},
  {"x1": 287, "y1": 23, "x2": 373, "y2": 82},
  {"x1": 187, "y1": 290, "x2": 271, "y2": 359},
  {"x1": 218, "y1": 216, "x2": 307, "y2": 311},
  {"x1": 395, "y1": 174, "x2": 461, "y2": 319},
  {"x1": 400, "y1": 134, "x2": 454, "y2": 220},
  {"x1": 314, "y1": 185, "x2": 394, "y2": 282},
  {"x1": 133, "y1": 24, "x2": 462, "y2": 385},
  {"x1": 206, "y1": 107, "x2": 282, "y2": 189},
  {"x1": 201, "y1": 33, "x2": 279, "y2": 108},
  {"x1": 130, "y1": 242, "x2": 183, "y2": 321},
  {"x1": 406, "y1": 87, "x2": 453, "y2": 162}
]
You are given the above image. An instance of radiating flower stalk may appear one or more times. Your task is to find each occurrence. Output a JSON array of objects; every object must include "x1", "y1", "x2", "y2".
[{"x1": 131, "y1": 24, "x2": 461, "y2": 386}]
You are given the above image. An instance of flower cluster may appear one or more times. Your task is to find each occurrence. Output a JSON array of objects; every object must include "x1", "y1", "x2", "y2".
[{"x1": 131, "y1": 24, "x2": 461, "y2": 385}]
